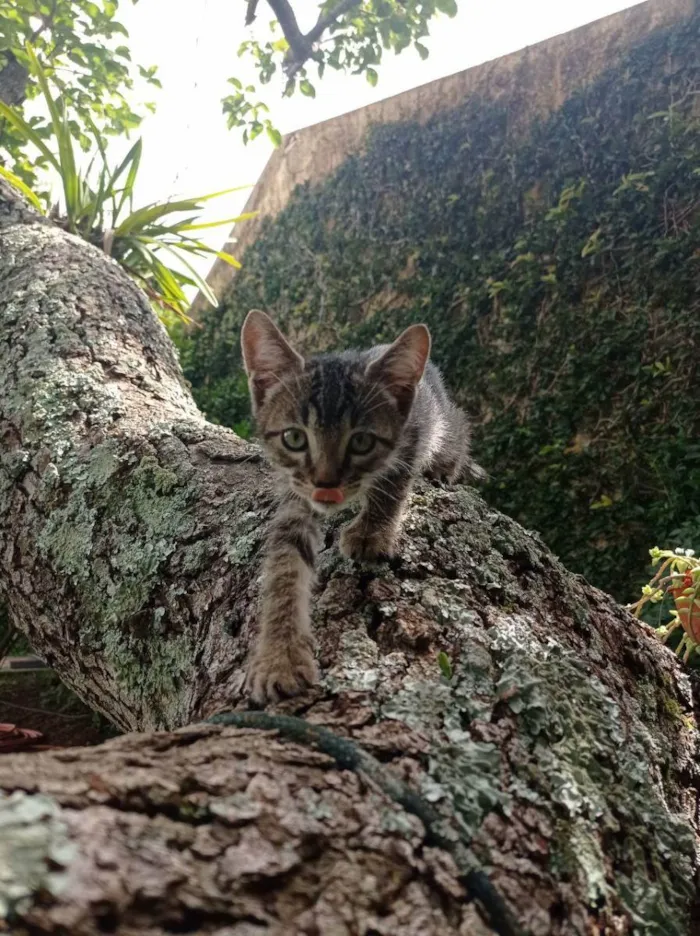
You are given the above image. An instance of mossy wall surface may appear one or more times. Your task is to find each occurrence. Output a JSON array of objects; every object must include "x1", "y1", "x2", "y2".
[{"x1": 177, "y1": 14, "x2": 700, "y2": 601}]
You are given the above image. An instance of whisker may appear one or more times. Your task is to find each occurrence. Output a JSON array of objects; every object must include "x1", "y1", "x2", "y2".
[
  {"x1": 386, "y1": 457, "x2": 416, "y2": 475},
  {"x1": 366, "y1": 478, "x2": 404, "y2": 499}
]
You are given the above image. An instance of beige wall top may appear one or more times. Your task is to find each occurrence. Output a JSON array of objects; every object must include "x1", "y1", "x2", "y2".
[{"x1": 191, "y1": 0, "x2": 695, "y2": 317}]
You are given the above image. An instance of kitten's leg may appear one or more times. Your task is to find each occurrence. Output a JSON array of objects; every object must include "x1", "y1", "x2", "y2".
[
  {"x1": 246, "y1": 494, "x2": 320, "y2": 704},
  {"x1": 340, "y1": 464, "x2": 414, "y2": 561}
]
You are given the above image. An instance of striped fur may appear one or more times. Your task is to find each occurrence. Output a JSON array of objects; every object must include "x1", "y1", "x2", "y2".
[{"x1": 241, "y1": 310, "x2": 483, "y2": 704}]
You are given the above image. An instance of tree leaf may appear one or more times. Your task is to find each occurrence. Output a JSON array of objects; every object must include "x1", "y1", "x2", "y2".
[
  {"x1": 0, "y1": 100, "x2": 59, "y2": 171},
  {"x1": 437, "y1": 652, "x2": 453, "y2": 680},
  {"x1": 179, "y1": 212, "x2": 259, "y2": 231},
  {"x1": 266, "y1": 125, "x2": 283, "y2": 147},
  {"x1": 0, "y1": 166, "x2": 45, "y2": 212},
  {"x1": 25, "y1": 43, "x2": 80, "y2": 224},
  {"x1": 435, "y1": 0, "x2": 458, "y2": 16},
  {"x1": 415, "y1": 41, "x2": 429, "y2": 60}
]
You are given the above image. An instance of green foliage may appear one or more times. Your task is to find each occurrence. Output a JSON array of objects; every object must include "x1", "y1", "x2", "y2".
[
  {"x1": 629, "y1": 547, "x2": 700, "y2": 661},
  {"x1": 170, "y1": 328, "x2": 254, "y2": 435},
  {"x1": 1, "y1": 47, "x2": 253, "y2": 321},
  {"x1": 225, "y1": 0, "x2": 456, "y2": 144},
  {"x1": 0, "y1": 0, "x2": 158, "y2": 191},
  {"x1": 221, "y1": 76, "x2": 280, "y2": 146},
  {"x1": 181, "y1": 14, "x2": 700, "y2": 601}
]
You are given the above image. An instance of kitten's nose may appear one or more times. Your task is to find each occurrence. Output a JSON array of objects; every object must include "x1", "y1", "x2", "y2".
[{"x1": 314, "y1": 478, "x2": 342, "y2": 489}]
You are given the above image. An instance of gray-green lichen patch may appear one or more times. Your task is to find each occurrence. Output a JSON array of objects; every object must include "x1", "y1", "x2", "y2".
[
  {"x1": 0, "y1": 792, "x2": 76, "y2": 920},
  {"x1": 0, "y1": 449, "x2": 30, "y2": 482},
  {"x1": 101, "y1": 629, "x2": 193, "y2": 714},
  {"x1": 37, "y1": 445, "x2": 194, "y2": 624},
  {"x1": 419, "y1": 579, "x2": 482, "y2": 640},
  {"x1": 226, "y1": 510, "x2": 267, "y2": 568},
  {"x1": 425, "y1": 738, "x2": 509, "y2": 837},
  {"x1": 298, "y1": 787, "x2": 334, "y2": 823},
  {"x1": 324, "y1": 625, "x2": 381, "y2": 693},
  {"x1": 491, "y1": 616, "x2": 695, "y2": 935},
  {"x1": 209, "y1": 792, "x2": 263, "y2": 825},
  {"x1": 0, "y1": 452, "x2": 29, "y2": 523},
  {"x1": 380, "y1": 669, "x2": 509, "y2": 842},
  {"x1": 41, "y1": 502, "x2": 98, "y2": 588},
  {"x1": 552, "y1": 819, "x2": 609, "y2": 907},
  {"x1": 35, "y1": 436, "x2": 200, "y2": 720},
  {"x1": 22, "y1": 362, "x2": 126, "y2": 461},
  {"x1": 382, "y1": 678, "x2": 455, "y2": 731}
]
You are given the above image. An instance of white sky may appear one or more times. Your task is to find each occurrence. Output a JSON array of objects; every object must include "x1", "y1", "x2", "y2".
[{"x1": 114, "y1": 0, "x2": 645, "y2": 279}]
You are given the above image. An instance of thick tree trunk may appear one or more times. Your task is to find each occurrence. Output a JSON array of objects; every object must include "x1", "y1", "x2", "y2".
[
  {"x1": 0, "y1": 180, "x2": 265, "y2": 731},
  {"x1": 0, "y1": 181, "x2": 698, "y2": 935}
]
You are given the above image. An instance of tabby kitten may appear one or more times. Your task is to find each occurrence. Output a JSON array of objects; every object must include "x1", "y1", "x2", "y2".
[{"x1": 241, "y1": 310, "x2": 482, "y2": 704}]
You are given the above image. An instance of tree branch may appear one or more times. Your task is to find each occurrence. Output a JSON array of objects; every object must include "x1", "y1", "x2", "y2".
[
  {"x1": 264, "y1": 0, "x2": 312, "y2": 64},
  {"x1": 245, "y1": 0, "x2": 260, "y2": 26},
  {"x1": 262, "y1": 0, "x2": 363, "y2": 77}
]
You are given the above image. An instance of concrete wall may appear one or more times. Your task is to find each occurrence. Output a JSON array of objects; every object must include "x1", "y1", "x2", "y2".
[{"x1": 191, "y1": 0, "x2": 695, "y2": 317}]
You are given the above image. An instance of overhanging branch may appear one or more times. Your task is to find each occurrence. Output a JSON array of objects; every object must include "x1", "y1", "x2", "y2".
[
  {"x1": 261, "y1": 0, "x2": 363, "y2": 77},
  {"x1": 264, "y1": 0, "x2": 312, "y2": 65}
]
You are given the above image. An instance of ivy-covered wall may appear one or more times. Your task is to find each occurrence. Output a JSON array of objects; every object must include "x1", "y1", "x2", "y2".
[{"x1": 177, "y1": 13, "x2": 700, "y2": 601}]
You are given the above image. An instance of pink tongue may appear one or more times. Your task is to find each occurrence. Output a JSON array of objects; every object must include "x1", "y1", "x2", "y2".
[{"x1": 312, "y1": 487, "x2": 345, "y2": 504}]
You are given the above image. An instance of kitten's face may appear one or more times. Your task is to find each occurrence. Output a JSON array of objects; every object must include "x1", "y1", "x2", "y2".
[
  {"x1": 253, "y1": 358, "x2": 404, "y2": 514},
  {"x1": 241, "y1": 311, "x2": 430, "y2": 515}
]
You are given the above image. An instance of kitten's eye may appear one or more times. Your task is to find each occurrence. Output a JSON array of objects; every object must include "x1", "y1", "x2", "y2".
[
  {"x1": 349, "y1": 432, "x2": 376, "y2": 455},
  {"x1": 281, "y1": 428, "x2": 308, "y2": 451}
]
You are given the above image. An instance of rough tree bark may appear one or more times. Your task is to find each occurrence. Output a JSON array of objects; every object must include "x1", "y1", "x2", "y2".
[{"x1": 0, "y1": 179, "x2": 698, "y2": 935}]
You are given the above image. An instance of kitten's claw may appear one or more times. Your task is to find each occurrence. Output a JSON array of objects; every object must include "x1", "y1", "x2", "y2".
[
  {"x1": 340, "y1": 521, "x2": 395, "y2": 562},
  {"x1": 245, "y1": 639, "x2": 319, "y2": 705}
]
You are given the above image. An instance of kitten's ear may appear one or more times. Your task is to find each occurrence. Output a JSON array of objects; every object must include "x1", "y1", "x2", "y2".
[
  {"x1": 366, "y1": 324, "x2": 431, "y2": 416},
  {"x1": 241, "y1": 310, "x2": 304, "y2": 409}
]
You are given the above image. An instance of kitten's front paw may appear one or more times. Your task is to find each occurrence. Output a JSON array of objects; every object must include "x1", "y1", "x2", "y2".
[
  {"x1": 245, "y1": 638, "x2": 319, "y2": 705},
  {"x1": 340, "y1": 520, "x2": 395, "y2": 562}
]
